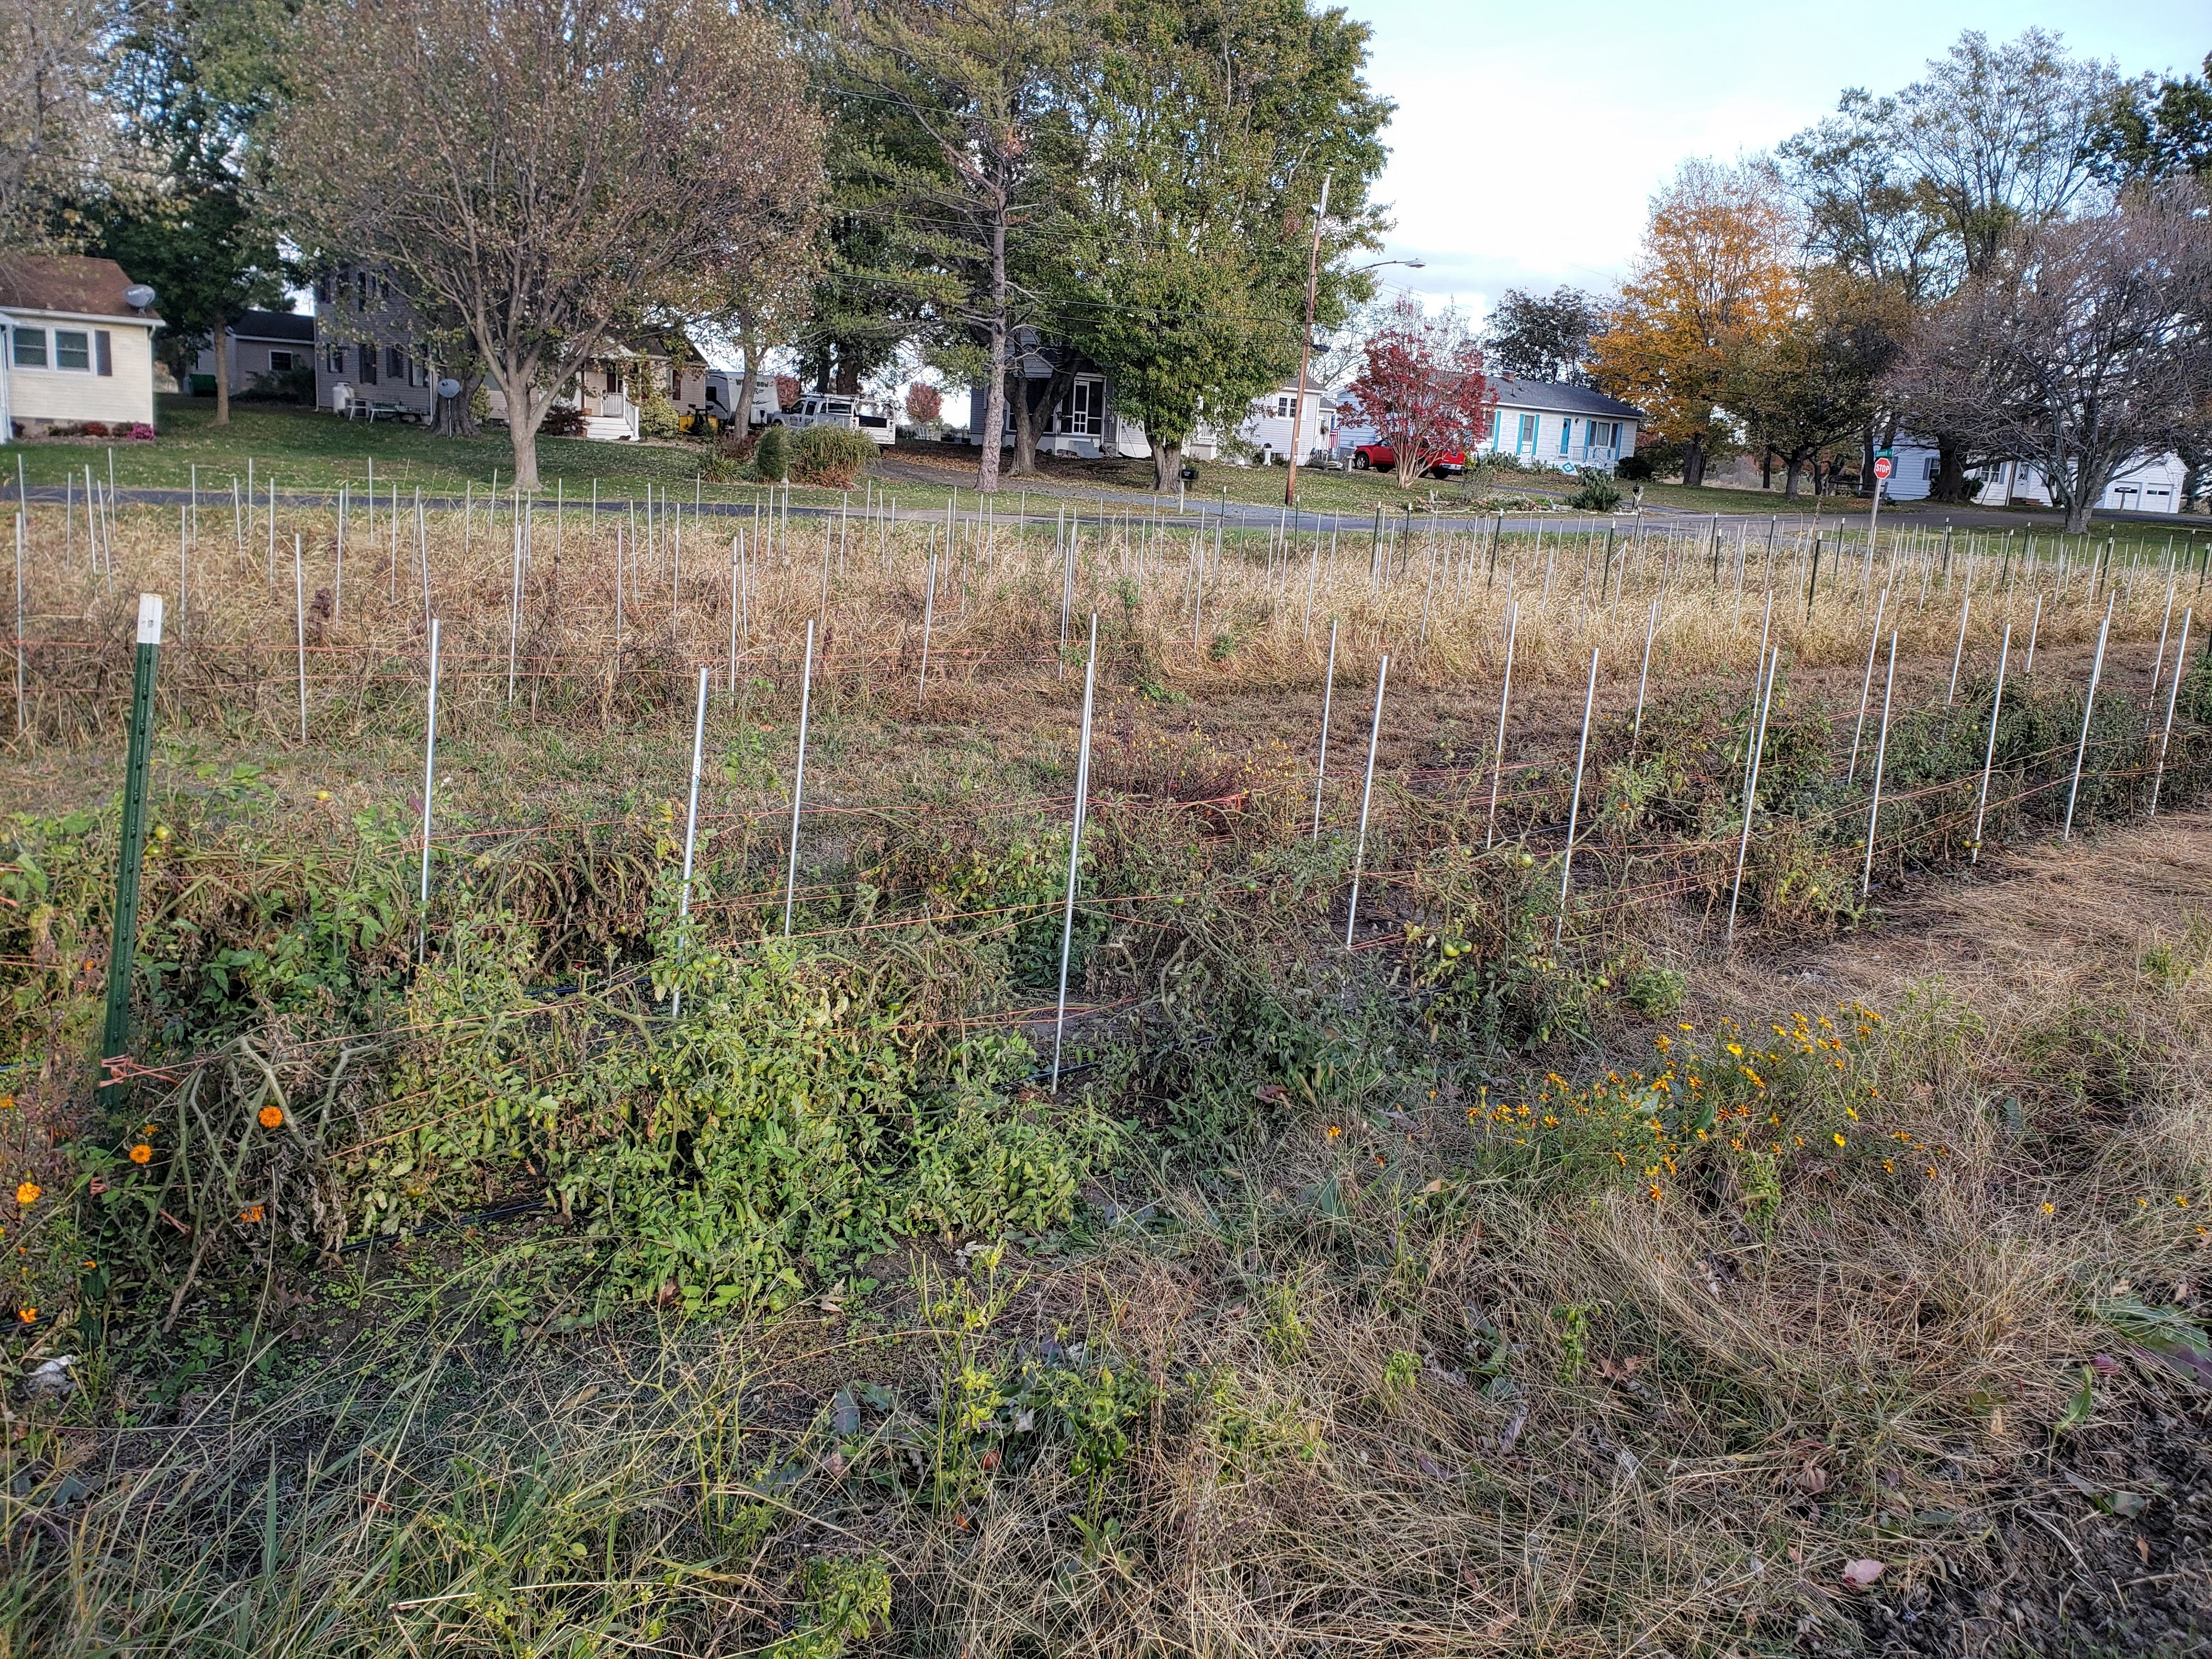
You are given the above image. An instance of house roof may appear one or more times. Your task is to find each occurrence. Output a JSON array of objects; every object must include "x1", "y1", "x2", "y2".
[
  {"x1": 230, "y1": 308, "x2": 315, "y2": 344},
  {"x1": 1490, "y1": 378, "x2": 1643, "y2": 421},
  {"x1": 0, "y1": 255, "x2": 162, "y2": 323}
]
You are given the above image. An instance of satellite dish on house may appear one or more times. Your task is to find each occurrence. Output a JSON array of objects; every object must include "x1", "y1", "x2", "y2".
[
  {"x1": 123, "y1": 285, "x2": 156, "y2": 309},
  {"x1": 436, "y1": 377, "x2": 461, "y2": 400}
]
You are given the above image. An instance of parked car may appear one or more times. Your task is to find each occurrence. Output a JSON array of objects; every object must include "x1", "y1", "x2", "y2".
[
  {"x1": 775, "y1": 393, "x2": 898, "y2": 448},
  {"x1": 1350, "y1": 441, "x2": 1464, "y2": 476}
]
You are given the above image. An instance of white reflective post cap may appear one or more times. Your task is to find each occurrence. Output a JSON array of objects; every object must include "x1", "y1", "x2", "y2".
[{"x1": 136, "y1": 593, "x2": 165, "y2": 645}]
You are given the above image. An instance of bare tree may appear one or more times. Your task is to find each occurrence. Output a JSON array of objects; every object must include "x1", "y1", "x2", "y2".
[
  {"x1": 0, "y1": 0, "x2": 119, "y2": 255},
  {"x1": 272, "y1": 0, "x2": 822, "y2": 489},
  {"x1": 1891, "y1": 184, "x2": 2212, "y2": 533}
]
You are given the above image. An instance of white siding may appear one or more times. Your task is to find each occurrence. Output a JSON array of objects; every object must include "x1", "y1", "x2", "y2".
[{"x1": 7, "y1": 318, "x2": 159, "y2": 427}]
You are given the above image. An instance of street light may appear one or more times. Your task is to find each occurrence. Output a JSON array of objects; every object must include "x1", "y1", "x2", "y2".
[{"x1": 1285, "y1": 240, "x2": 1424, "y2": 508}]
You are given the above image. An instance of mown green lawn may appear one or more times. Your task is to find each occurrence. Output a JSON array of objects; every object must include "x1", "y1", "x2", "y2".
[{"x1": 4, "y1": 396, "x2": 767, "y2": 503}]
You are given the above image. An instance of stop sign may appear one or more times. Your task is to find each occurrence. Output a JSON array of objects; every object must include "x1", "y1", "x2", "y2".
[{"x1": 1873, "y1": 454, "x2": 1893, "y2": 480}]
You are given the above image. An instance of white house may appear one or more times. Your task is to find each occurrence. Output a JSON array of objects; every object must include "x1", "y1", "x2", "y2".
[
  {"x1": 1237, "y1": 380, "x2": 1340, "y2": 465},
  {"x1": 0, "y1": 256, "x2": 165, "y2": 438},
  {"x1": 1333, "y1": 377, "x2": 1643, "y2": 473},
  {"x1": 1882, "y1": 435, "x2": 2188, "y2": 515}
]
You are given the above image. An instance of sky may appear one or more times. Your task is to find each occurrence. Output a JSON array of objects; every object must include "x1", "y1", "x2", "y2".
[{"x1": 1358, "y1": 0, "x2": 2202, "y2": 319}]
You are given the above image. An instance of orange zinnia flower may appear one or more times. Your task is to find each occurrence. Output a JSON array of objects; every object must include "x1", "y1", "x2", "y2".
[{"x1": 258, "y1": 1106, "x2": 285, "y2": 1130}]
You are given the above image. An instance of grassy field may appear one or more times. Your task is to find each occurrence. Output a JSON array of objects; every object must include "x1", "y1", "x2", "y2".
[
  {"x1": 19, "y1": 400, "x2": 2204, "y2": 544},
  {"x1": 4, "y1": 479, "x2": 2212, "y2": 1655}
]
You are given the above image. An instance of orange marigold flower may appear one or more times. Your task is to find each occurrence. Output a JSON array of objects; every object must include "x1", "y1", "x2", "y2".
[
  {"x1": 240, "y1": 1204, "x2": 266, "y2": 1224},
  {"x1": 13, "y1": 1181, "x2": 37, "y2": 1206},
  {"x1": 16, "y1": 1307, "x2": 34, "y2": 1323},
  {"x1": 128, "y1": 1143, "x2": 153, "y2": 1164},
  {"x1": 1324, "y1": 1123, "x2": 1342, "y2": 1138},
  {"x1": 257, "y1": 1105, "x2": 285, "y2": 1130}
]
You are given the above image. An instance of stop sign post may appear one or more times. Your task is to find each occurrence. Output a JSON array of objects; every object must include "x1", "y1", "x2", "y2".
[{"x1": 1865, "y1": 448, "x2": 1893, "y2": 566}]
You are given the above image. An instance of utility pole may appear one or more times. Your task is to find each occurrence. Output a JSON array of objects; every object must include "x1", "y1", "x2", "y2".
[{"x1": 1284, "y1": 172, "x2": 1330, "y2": 509}]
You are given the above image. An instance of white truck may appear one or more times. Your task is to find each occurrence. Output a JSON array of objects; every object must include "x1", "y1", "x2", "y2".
[{"x1": 775, "y1": 392, "x2": 898, "y2": 448}]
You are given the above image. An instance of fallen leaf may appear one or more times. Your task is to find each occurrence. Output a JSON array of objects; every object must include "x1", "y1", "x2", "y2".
[
  {"x1": 1841, "y1": 1559, "x2": 1886, "y2": 1588},
  {"x1": 1795, "y1": 1465, "x2": 1831, "y2": 1494}
]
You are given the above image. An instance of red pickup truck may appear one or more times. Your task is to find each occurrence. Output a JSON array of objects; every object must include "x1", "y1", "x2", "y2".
[{"x1": 1349, "y1": 442, "x2": 1465, "y2": 476}]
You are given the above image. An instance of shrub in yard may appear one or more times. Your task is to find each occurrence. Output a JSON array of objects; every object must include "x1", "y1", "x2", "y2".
[
  {"x1": 636, "y1": 390, "x2": 681, "y2": 440},
  {"x1": 1567, "y1": 471, "x2": 1623, "y2": 510},
  {"x1": 753, "y1": 422, "x2": 792, "y2": 481},
  {"x1": 791, "y1": 424, "x2": 877, "y2": 488}
]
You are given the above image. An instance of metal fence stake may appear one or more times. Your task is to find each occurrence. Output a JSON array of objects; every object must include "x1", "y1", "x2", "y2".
[
  {"x1": 917, "y1": 552, "x2": 937, "y2": 705},
  {"x1": 2063, "y1": 591, "x2": 2117, "y2": 840},
  {"x1": 1726, "y1": 646, "x2": 1779, "y2": 945},
  {"x1": 1554, "y1": 645, "x2": 1599, "y2": 947},
  {"x1": 1312, "y1": 618, "x2": 1338, "y2": 838},
  {"x1": 2151, "y1": 608, "x2": 2192, "y2": 817},
  {"x1": 417, "y1": 618, "x2": 442, "y2": 963},
  {"x1": 783, "y1": 620, "x2": 816, "y2": 936},
  {"x1": 98, "y1": 593, "x2": 163, "y2": 1097},
  {"x1": 1345, "y1": 654, "x2": 1390, "y2": 947},
  {"x1": 1487, "y1": 603, "x2": 1519, "y2": 849},
  {"x1": 1971, "y1": 623, "x2": 2012, "y2": 861},
  {"x1": 1860, "y1": 632, "x2": 1897, "y2": 898},
  {"x1": 293, "y1": 534, "x2": 308, "y2": 743},
  {"x1": 673, "y1": 664, "x2": 709, "y2": 1017},
  {"x1": 1051, "y1": 615, "x2": 1101, "y2": 1090}
]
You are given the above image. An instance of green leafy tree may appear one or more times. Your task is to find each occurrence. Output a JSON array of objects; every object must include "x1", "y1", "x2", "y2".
[
  {"x1": 2091, "y1": 51, "x2": 2212, "y2": 184},
  {"x1": 1482, "y1": 286, "x2": 1600, "y2": 385},
  {"x1": 824, "y1": 0, "x2": 1085, "y2": 490},
  {"x1": 1051, "y1": 0, "x2": 1389, "y2": 490},
  {"x1": 85, "y1": 0, "x2": 298, "y2": 424}
]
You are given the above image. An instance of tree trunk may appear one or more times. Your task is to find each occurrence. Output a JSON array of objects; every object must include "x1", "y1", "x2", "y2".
[
  {"x1": 1782, "y1": 456, "x2": 1801, "y2": 499},
  {"x1": 1150, "y1": 436, "x2": 1183, "y2": 493},
  {"x1": 978, "y1": 215, "x2": 1007, "y2": 493},
  {"x1": 504, "y1": 382, "x2": 543, "y2": 489},
  {"x1": 1930, "y1": 434, "x2": 1969, "y2": 503},
  {"x1": 736, "y1": 335, "x2": 763, "y2": 433},
  {"x1": 2178, "y1": 445, "x2": 2206, "y2": 514},
  {"x1": 1760, "y1": 445, "x2": 1773, "y2": 489},
  {"x1": 2064, "y1": 498, "x2": 2092, "y2": 533},
  {"x1": 1683, "y1": 430, "x2": 1705, "y2": 487},
  {"x1": 1860, "y1": 426, "x2": 1877, "y2": 496},
  {"x1": 433, "y1": 372, "x2": 479, "y2": 437},
  {"x1": 1008, "y1": 354, "x2": 1076, "y2": 478},
  {"x1": 1008, "y1": 369, "x2": 1040, "y2": 475},
  {"x1": 212, "y1": 324, "x2": 231, "y2": 426}
]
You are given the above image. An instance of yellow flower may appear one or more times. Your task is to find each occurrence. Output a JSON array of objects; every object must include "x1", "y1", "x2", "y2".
[
  {"x1": 16, "y1": 1307, "x2": 34, "y2": 1324},
  {"x1": 1832, "y1": 1133, "x2": 1847, "y2": 1149},
  {"x1": 128, "y1": 1143, "x2": 152, "y2": 1164},
  {"x1": 2041, "y1": 1203, "x2": 2055, "y2": 1215},
  {"x1": 2180, "y1": 1195, "x2": 2193, "y2": 1209},
  {"x1": 1324, "y1": 1123, "x2": 1341, "y2": 1139},
  {"x1": 258, "y1": 1105, "x2": 285, "y2": 1130},
  {"x1": 13, "y1": 1181, "x2": 37, "y2": 1206}
]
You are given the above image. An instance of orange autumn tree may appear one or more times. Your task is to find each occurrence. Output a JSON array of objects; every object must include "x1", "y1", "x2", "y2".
[{"x1": 1592, "y1": 159, "x2": 1798, "y2": 485}]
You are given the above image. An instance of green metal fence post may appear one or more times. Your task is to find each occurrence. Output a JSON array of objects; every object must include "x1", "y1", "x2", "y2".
[{"x1": 98, "y1": 592, "x2": 163, "y2": 1096}]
